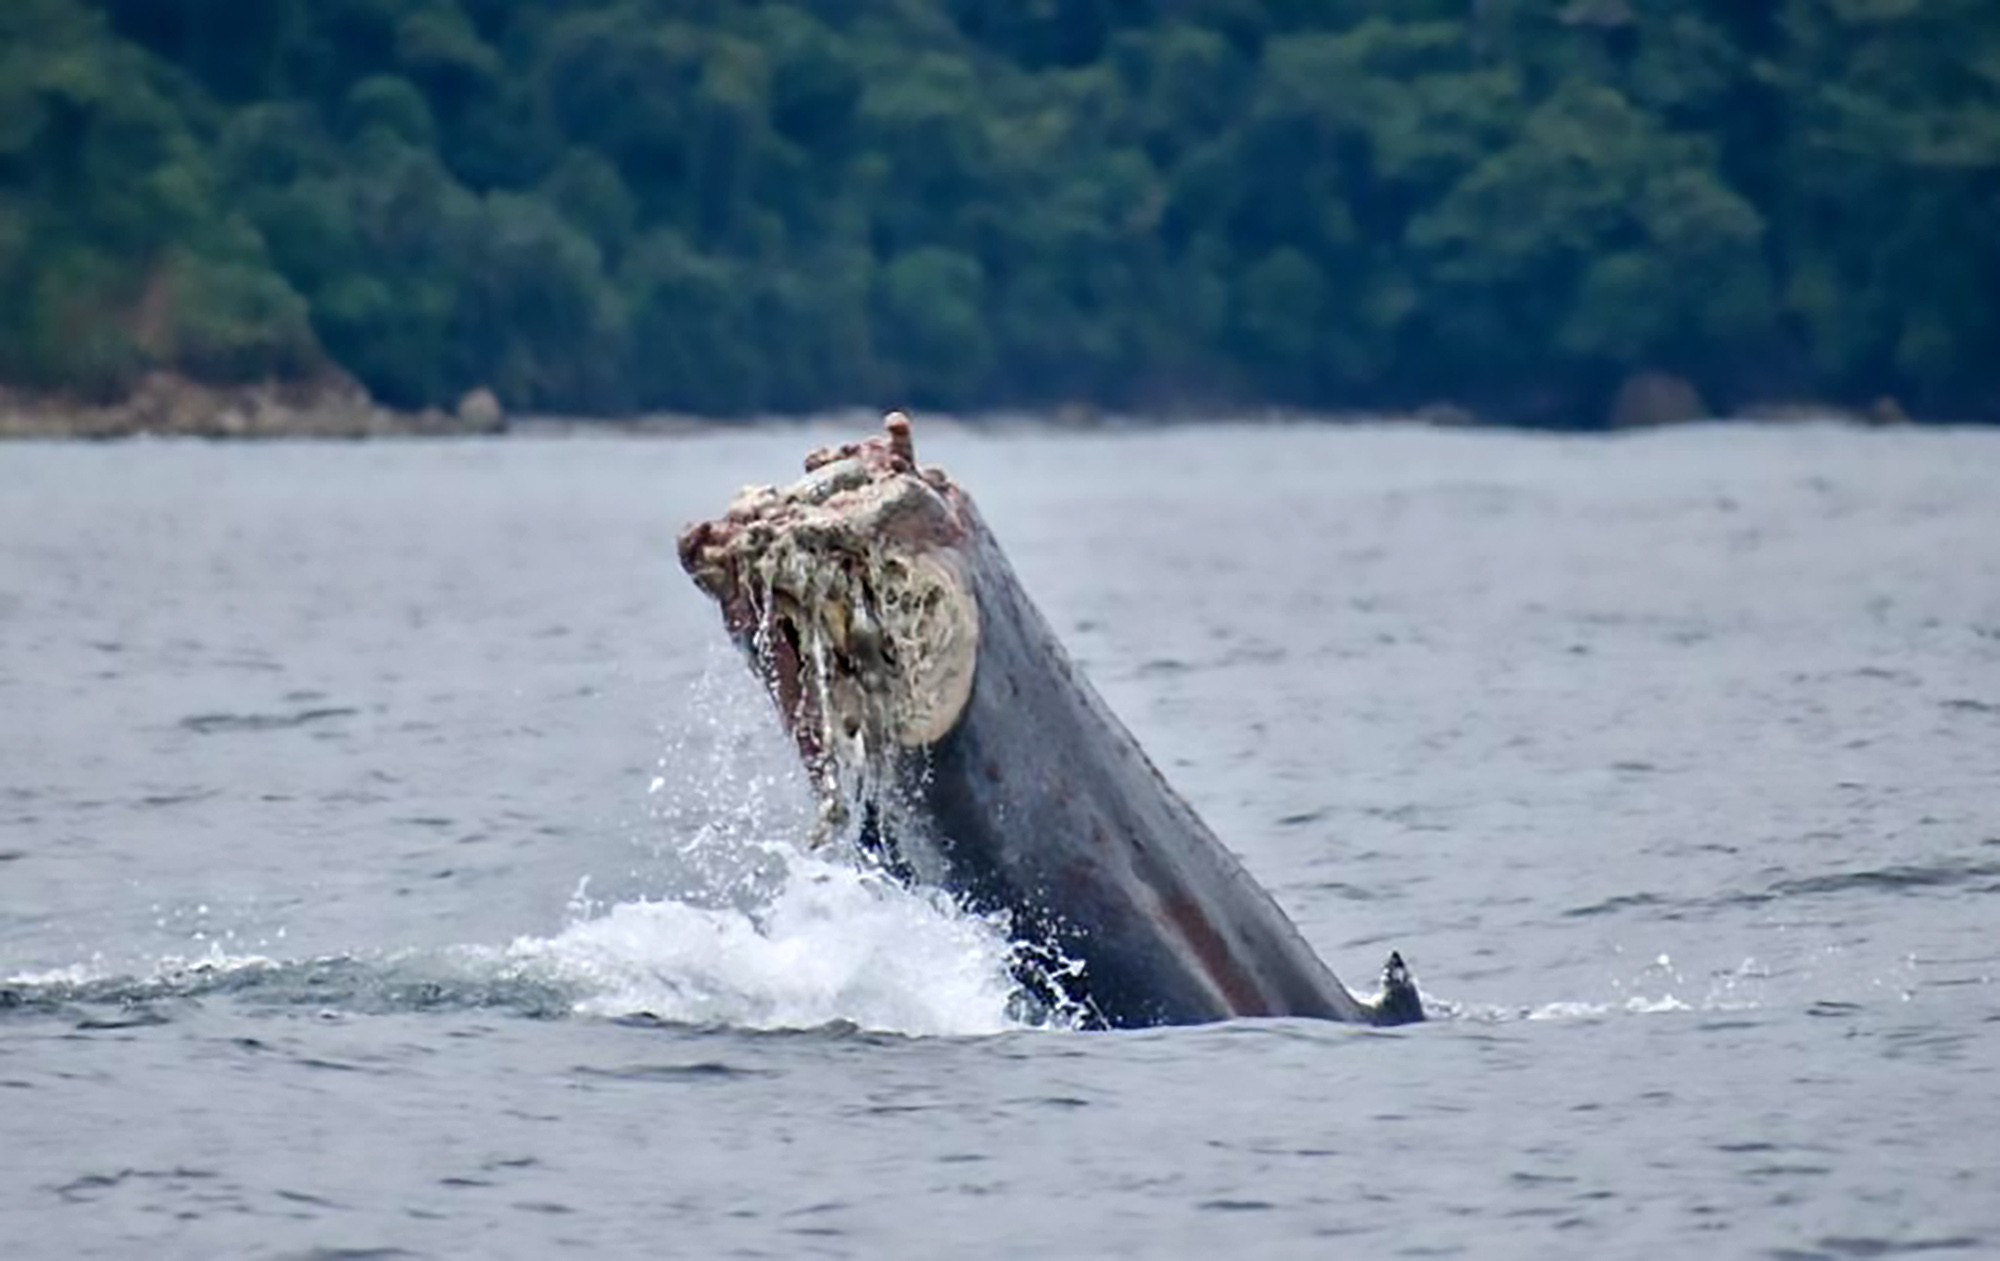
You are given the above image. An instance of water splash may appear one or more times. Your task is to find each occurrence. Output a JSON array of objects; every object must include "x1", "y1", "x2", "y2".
[
  {"x1": 562, "y1": 643, "x2": 1028, "y2": 1034},
  {"x1": 493, "y1": 853, "x2": 1021, "y2": 1036},
  {"x1": 626, "y1": 642, "x2": 815, "y2": 915}
]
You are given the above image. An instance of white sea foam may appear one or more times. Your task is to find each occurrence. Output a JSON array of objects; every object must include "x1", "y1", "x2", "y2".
[
  {"x1": 1431, "y1": 988, "x2": 1757, "y2": 1023},
  {"x1": 497, "y1": 851, "x2": 1022, "y2": 1036},
  {"x1": 3, "y1": 961, "x2": 105, "y2": 987}
]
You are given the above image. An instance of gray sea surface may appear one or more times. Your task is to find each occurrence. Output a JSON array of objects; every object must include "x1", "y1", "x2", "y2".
[{"x1": 2, "y1": 423, "x2": 1997, "y2": 1259}]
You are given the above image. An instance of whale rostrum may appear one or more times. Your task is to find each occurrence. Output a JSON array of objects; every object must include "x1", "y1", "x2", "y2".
[{"x1": 679, "y1": 413, "x2": 1423, "y2": 1029}]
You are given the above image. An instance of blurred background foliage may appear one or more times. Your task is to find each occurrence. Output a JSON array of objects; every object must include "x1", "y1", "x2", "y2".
[{"x1": 1, "y1": 0, "x2": 1995, "y2": 421}]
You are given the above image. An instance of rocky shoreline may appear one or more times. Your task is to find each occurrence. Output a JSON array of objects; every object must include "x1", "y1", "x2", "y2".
[
  {"x1": 0, "y1": 370, "x2": 1925, "y2": 441},
  {"x1": 0, "y1": 374, "x2": 506, "y2": 441}
]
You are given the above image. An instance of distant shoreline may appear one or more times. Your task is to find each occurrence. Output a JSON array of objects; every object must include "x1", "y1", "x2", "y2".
[
  {"x1": 0, "y1": 373, "x2": 1943, "y2": 442},
  {"x1": 0, "y1": 374, "x2": 505, "y2": 442}
]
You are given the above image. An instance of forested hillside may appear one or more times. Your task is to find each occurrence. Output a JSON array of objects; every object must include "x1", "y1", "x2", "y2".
[{"x1": 3, "y1": 0, "x2": 1996, "y2": 423}]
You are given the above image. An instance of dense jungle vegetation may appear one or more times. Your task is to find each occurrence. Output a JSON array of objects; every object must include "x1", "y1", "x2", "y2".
[{"x1": 2, "y1": 0, "x2": 1996, "y2": 422}]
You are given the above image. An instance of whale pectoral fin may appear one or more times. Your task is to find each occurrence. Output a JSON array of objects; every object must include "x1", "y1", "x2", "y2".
[{"x1": 1367, "y1": 950, "x2": 1426, "y2": 1026}]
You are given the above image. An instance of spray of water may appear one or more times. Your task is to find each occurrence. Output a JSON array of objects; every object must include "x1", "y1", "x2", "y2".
[
  {"x1": 496, "y1": 862, "x2": 1020, "y2": 1035},
  {"x1": 488, "y1": 643, "x2": 1029, "y2": 1036}
]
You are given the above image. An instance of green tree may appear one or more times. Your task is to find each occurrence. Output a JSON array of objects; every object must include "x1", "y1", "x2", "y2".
[
  {"x1": 0, "y1": 0, "x2": 1992, "y2": 419},
  {"x1": 451, "y1": 192, "x2": 623, "y2": 410},
  {"x1": 873, "y1": 246, "x2": 992, "y2": 406}
]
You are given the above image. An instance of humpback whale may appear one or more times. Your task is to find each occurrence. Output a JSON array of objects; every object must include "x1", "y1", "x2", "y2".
[{"x1": 678, "y1": 414, "x2": 1422, "y2": 1029}]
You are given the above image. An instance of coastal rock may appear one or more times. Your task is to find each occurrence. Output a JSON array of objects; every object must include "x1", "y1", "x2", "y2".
[
  {"x1": 457, "y1": 387, "x2": 505, "y2": 432},
  {"x1": 1609, "y1": 371, "x2": 1708, "y2": 429},
  {"x1": 1869, "y1": 396, "x2": 1910, "y2": 427},
  {"x1": 0, "y1": 373, "x2": 503, "y2": 440}
]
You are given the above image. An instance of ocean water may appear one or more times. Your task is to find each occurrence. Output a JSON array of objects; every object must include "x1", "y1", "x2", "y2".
[{"x1": 2, "y1": 422, "x2": 1997, "y2": 1259}]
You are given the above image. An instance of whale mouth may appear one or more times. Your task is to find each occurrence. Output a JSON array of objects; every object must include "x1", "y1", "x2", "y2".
[{"x1": 678, "y1": 421, "x2": 979, "y2": 843}]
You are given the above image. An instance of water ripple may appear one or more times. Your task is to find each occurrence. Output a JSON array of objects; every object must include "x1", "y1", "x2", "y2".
[
  {"x1": 179, "y1": 707, "x2": 359, "y2": 735},
  {"x1": 1771, "y1": 1237, "x2": 1985, "y2": 1259}
]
